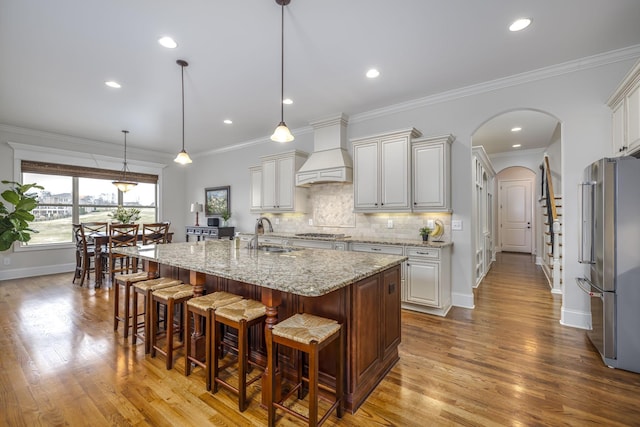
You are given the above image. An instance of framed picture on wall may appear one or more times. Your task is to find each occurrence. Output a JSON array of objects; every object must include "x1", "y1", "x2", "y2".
[{"x1": 204, "y1": 186, "x2": 230, "y2": 217}]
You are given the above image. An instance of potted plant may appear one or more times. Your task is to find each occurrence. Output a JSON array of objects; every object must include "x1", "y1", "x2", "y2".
[
  {"x1": 0, "y1": 180, "x2": 43, "y2": 251},
  {"x1": 419, "y1": 226, "x2": 432, "y2": 242},
  {"x1": 221, "y1": 210, "x2": 231, "y2": 227},
  {"x1": 109, "y1": 206, "x2": 141, "y2": 224}
]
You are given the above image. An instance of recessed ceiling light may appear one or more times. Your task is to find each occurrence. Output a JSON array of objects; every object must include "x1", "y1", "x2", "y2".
[
  {"x1": 511, "y1": 127, "x2": 522, "y2": 132},
  {"x1": 283, "y1": 98, "x2": 293, "y2": 105},
  {"x1": 509, "y1": 18, "x2": 531, "y2": 32},
  {"x1": 366, "y1": 68, "x2": 380, "y2": 79},
  {"x1": 512, "y1": 144, "x2": 522, "y2": 148},
  {"x1": 158, "y1": 36, "x2": 178, "y2": 49},
  {"x1": 223, "y1": 119, "x2": 233, "y2": 124},
  {"x1": 105, "y1": 81, "x2": 121, "y2": 88}
]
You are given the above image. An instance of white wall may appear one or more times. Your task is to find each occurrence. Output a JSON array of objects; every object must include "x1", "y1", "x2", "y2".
[{"x1": 2, "y1": 57, "x2": 637, "y2": 330}]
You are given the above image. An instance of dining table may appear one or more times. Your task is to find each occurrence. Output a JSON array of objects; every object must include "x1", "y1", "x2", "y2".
[
  {"x1": 112, "y1": 239, "x2": 406, "y2": 414},
  {"x1": 91, "y1": 231, "x2": 173, "y2": 287}
]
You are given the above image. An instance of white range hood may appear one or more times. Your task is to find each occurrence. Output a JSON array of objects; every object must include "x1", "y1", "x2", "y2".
[{"x1": 295, "y1": 113, "x2": 353, "y2": 186}]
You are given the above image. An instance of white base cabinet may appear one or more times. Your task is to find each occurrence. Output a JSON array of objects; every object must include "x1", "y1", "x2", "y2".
[{"x1": 402, "y1": 246, "x2": 451, "y2": 317}]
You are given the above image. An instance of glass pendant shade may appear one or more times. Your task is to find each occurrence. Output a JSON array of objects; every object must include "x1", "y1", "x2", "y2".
[
  {"x1": 271, "y1": 121, "x2": 294, "y2": 143},
  {"x1": 174, "y1": 149, "x2": 192, "y2": 164},
  {"x1": 112, "y1": 130, "x2": 137, "y2": 193},
  {"x1": 112, "y1": 180, "x2": 137, "y2": 193}
]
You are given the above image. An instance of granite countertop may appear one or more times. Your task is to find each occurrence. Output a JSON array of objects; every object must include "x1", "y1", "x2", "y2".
[
  {"x1": 239, "y1": 232, "x2": 453, "y2": 249},
  {"x1": 114, "y1": 240, "x2": 406, "y2": 297}
]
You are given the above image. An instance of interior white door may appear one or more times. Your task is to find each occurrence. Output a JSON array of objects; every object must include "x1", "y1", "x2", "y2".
[{"x1": 499, "y1": 179, "x2": 532, "y2": 253}]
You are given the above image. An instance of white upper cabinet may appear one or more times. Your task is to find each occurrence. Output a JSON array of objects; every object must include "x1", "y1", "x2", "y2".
[
  {"x1": 411, "y1": 135, "x2": 454, "y2": 212},
  {"x1": 609, "y1": 60, "x2": 640, "y2": 156},
  {"x1": 253, "y1": 150, "x2": 308, "y2": 213},
  {"x1": 352, "y1": 128, "x2": 421, "y2": 212}
]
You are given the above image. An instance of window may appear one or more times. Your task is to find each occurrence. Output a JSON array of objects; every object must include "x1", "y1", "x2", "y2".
[{"x1": 21, "y1": 161, "x2": 158, "y2": 247}]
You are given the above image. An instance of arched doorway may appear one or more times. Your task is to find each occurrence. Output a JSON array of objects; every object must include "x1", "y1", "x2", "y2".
[{"x1": 471, "y1": 109, "x2": 562, "y2": 291}]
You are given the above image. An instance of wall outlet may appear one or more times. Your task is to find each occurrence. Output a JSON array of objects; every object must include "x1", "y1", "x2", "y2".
[
  {"x1": 308, "y1": 218, "x2": 313, "y2": 226},
  {"x1": 274, "y1": 218, "x2": 280, "y2": 225},
  {"x1": 387, "y1": 219, "x2": 393, "y2": 228},
  {"x1": 451, "y1": 220, "x2": 463, "y2": 231},
  {"x1": 3, "y1": 256, "x2": 10, "y2": 266},
  {"x1": 426, "y1": 219, "x2": 434, "y2": 228}
]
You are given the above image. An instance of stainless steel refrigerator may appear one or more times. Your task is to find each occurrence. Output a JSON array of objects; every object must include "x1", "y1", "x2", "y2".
[{"x1": 577, "y1": 156, "x2": 640, "y2": 373}]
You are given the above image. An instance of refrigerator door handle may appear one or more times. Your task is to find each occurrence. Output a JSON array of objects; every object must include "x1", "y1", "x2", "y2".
[
  {"x1": 575, "y1": 277, "x2": 602, "y2": 298},
  {"x1": 578, "y1": 182, "x2": 595, "y2": 264}
]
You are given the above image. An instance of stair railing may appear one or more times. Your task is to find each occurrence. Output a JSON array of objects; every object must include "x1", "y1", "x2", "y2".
[{"x1": 544, "y1": 155, "x2": 561, "y2": 293}]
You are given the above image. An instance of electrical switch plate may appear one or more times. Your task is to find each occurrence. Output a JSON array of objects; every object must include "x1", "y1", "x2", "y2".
[
  {"x1": 308, "y1": 218, "x2": 313, "y2": 226},
  {"x1": 426, "y1": 219, "x2": 434, "y2": 228},
  {"x1": 451, "y1": 220, "x2": 463, "y2": 231},
  {"x1": 3, "y1": 256, "x2": 10, "y2": 265},
  {"x1": 274, "y1": 218, "x2": 279, "y2": 225},
  {"x1": 387, "y1": 219, "x2": 393, "y2": 228}
]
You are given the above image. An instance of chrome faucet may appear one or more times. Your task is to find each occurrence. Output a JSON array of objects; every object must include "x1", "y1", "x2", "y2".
[{"x1": 248, "y1": 216, "x2": 274, "y2": 249}]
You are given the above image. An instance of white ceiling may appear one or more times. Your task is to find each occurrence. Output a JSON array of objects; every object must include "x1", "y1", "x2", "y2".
[{"x1": 1, "y1": 0, "x2": 639, "y2": 157}]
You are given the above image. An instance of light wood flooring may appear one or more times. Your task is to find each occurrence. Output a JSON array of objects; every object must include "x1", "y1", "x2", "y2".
[{"x1": 1, "y1": 252, "x2": 639, "y2": 426}]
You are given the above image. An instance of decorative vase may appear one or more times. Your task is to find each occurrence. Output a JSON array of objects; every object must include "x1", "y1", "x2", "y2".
[{"x1": 421, "y1": 234, "x2": 428, "y2": 242}]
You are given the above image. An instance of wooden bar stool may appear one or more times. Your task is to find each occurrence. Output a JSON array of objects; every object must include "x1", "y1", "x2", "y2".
[
  {"x1": 183, "y1": 292, "x2": 243, "y2": 390},
  {"x1": 268, "y1": 313, "x2": 343, "y2": 427},
  {"x1": 113, "y1": 271, "x2": 152, "y2": 338},
  {"x1": 150, "y1": 284, "x2": 194, "y2": 370},
  {"x1": 212, "y1": 299, "x2": 267, "y2": 411},
  {"x1": 131, "y1": 277, "x2": 183, "y2": 353}
]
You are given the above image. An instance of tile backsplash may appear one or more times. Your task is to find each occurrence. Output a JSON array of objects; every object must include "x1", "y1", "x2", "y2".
[{"x1": 266, "y1": 183, "x2": 451, "y2": 242}]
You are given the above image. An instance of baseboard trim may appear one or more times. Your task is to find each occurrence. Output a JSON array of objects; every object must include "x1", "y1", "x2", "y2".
[
  {"x1": 0, "y1": 263, "x2": 75, "y2": 281},
  {"x1": 452, "y1": 292, "x2": 475, "y2": 309},
  {"x1": 560, "y1": 306, "x2": 591, "y2": 330}
]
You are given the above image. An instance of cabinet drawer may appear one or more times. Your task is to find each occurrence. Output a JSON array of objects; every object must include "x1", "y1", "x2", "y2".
[
  {"x1": 405, "y1": 247, "x2": 440, "y2": 260},
  {"x1": 350, "y1": 243, "x2": 404, "y2": 255},
  {"x1": 290, "y1": 239, "x2": 334, "y2": 250}
]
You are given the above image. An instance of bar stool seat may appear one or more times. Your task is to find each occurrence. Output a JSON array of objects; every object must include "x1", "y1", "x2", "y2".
[
  {"x1": 212, "y1": 299, "x2": 267, "y2": 411},
  {"x1": 268, "y1": 313, "x2": 343, "y2": 427},
  {"x1": 150, "y1": 284, "x2": 194, "y2": 370},
  {"x1": 184, "y1": 292, "x2": 244, "y2": 390},
  {"x1": 131, "y1": 277, "x2": 183, "y2": 353},
  {"x1": 113, "y1": 271, "x2": 154, "y2": 338}
]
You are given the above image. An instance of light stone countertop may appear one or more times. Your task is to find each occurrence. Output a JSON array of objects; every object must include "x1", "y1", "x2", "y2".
[
  {"x1": 240, "y1": 232, "x2": 454, "y2": 249},
  {"x1": 114, "y1": 240, "x2": 406, "y2": 297}
]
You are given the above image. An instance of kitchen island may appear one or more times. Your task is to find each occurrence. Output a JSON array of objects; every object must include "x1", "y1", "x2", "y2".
[{"x1": 115, "y1": 240, "x2": 406, "y2": 413}]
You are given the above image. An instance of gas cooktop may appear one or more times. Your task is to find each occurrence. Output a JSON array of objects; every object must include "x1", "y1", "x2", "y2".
[{"x1": 294, "y1": 233, "x2": 349, "y2": 239}]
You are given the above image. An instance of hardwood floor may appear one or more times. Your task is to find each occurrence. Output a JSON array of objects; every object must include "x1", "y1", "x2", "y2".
[{"x1": 1, "y1": 252, "x2": 639, "y2": 426}]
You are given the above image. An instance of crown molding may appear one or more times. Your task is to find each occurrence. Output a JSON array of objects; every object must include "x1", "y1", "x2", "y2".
[{"x1": 350, "y1": 44, "x2": 640, "y2": 124}]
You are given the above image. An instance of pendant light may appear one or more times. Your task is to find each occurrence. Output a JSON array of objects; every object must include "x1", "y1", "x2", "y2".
[
  {"x1": 270, "y1": 0, "x2": 294, "y2": 143},
  {"x1": 112, "y1": 130, "x2": 138, "y2": 193},
  {"x1": 174, "y1": 59, "x2": 193, "y2": 164}
]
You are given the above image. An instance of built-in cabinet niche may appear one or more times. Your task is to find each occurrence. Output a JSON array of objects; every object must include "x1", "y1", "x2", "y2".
[
  {"x1": 249, "y1": 150, "x2": 309, "y2": 213},
  {"x1": 351, "y1": 128, "x2": 454, "y2": 213},
  {"x1": 609, "y1": 59, "x2": 640, "y2": 156},
  {"x1": 472, "y1": 146, "x2": 496, "y2": 286}
]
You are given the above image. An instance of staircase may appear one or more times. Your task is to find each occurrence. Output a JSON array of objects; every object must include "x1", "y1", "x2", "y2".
[{"x1": 540, "y1": 156, "x2": 562, "y2": 294}]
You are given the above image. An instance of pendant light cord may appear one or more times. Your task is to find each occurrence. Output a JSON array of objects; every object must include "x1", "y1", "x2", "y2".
[
  {"x1": 122, "y1": 130, "x2": 129, "y2": 180},
  {"x1": 181, "y1": 63, "x2": 185, "y2": 151},
  {"x1": 280, "y1": 0, "x2": 284, "y2": 122}
]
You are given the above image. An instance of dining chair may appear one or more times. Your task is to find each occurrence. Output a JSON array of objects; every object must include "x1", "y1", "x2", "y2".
[
  {"x1": 107, "y1": 223, "x2": 139, "y2": 284},
  {"x1": 142, "y1": 222, "x2": 170, "y2": 245},
  {"x1": 72, "y1": 223, "x2": 96, "y2": 287}
]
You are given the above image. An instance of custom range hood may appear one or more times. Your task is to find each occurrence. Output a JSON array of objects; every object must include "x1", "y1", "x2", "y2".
[{"x1": 295, "y1": 113, "x2": 353, "y2": 186}]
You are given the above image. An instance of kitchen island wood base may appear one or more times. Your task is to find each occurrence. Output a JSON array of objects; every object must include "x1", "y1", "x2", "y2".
[{"x1": 157, "y1": 262, "x2": 402, "y2": 414}]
